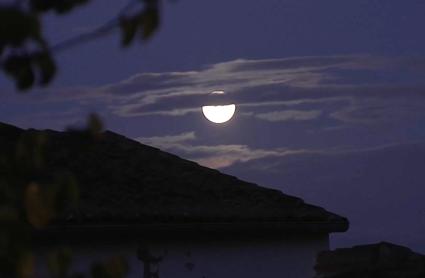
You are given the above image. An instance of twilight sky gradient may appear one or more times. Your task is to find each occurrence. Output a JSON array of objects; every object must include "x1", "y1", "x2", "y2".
[{"x1": 1, "y1": 0, "x2": 425, "y2": 251}]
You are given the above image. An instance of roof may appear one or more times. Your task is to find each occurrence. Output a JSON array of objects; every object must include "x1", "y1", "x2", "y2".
[
  {"x1": 0, "y1": 122, "x2": 348, "y2": 236},
  {"x1": 315, "y1": 242, "x2": 425, "y2": 277}
]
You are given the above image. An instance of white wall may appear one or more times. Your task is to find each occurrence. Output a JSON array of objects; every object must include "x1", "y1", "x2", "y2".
[{"x1": 35, "y1": 235, "x2": 329, "y2": 278}]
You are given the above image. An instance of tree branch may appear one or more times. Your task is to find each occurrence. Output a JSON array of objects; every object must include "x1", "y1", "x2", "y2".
[{"x1": 51, "y1": 0, "x2": 139, "y2": 53}]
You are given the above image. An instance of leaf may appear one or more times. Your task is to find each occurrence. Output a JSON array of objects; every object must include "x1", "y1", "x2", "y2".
[
  {"x1": 30, "y1": 0, "x2": 90, "y2": 14},
  {"x1": 24, "y1": 183, "x2": 53, "y2": 229},
  {"x1": 88, "y1": 114, "x2": 104, "y2": 136},
  {"x1": 3, "y1": 51, "x2": 56, "y2": 90},
  {"x1": 140, "y1": 6, "x2": 160, "y2": 40},
  {"x1": 120, "y1": 17, "x2": 139, "y2": 47},
  {"x1": 119, "y1": 0, "x2": 160, "y2": 46},
  {"x1": 0, "y1": 8, "x2": 42, "y2": 46},
  {"x1": 3, "y1": 55, "x2": 35, "y2": 90},
  {"x1": 33, "y1": 52, "x2": 56, "y2": 86}
]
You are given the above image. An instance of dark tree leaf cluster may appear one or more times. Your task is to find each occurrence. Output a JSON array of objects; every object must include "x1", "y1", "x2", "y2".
[
  {"x1": 0, "y1": 0, "x2": 161, "y2": 91},
  {"x1": 0, "y1": 129, "x2": 78, "y2": 277},
  {"x1": 30, "y1": 0, "x2": 89, "y2": 14},
  {"x1": 0, "y1": 6, "x2": 52, "y2": 90},
  {"x1": 120, "y1": 0, "x2": 160, "y2": 45},
  {"x1": 3, "y1": 51, "x2": 56, "y2": 90},
  {"x1": 0, "y1": 117, "x2": 130, "y2": 277}
]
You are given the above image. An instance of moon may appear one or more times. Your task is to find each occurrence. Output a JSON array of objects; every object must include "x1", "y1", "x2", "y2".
[{"x1": 202, "y1": 104, "x2": 236, "y2": 123}]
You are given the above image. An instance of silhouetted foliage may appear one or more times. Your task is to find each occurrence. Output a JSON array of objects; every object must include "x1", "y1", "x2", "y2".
[
  {"x1": 0, "y1": 0, "x2": 161, "y2": 269},
  {"x1": 120, "y1": 0, "x2": 160, "y2": 45},
  {"x1": 30, "y1": 0, "x2": 89, "y2": 14},
  {"x1": 0, "y1": 0, "x2": 161, "y2": 90},
  {"x1": 0, "y1": 126, "x2": 77, "y2": 277},
  {"x1": 0, "y1": 116, "x2": 129, "y2": 277}
]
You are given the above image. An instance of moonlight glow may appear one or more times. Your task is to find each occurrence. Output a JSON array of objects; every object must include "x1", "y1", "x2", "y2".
[{"x1": 202, "y1": 104, "x2": 236, "y2": 123}]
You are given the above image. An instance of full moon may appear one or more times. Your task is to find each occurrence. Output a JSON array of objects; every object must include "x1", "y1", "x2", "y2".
[
  {"x1": 202, "y1": 90, "x2": 236, "y2": 123},
  {"x1": 202, "y1": 104, "x2": 236, "y2": 123}
]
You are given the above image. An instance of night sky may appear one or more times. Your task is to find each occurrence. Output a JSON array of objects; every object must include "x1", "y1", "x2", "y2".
[{"x1": 1, "y1": 0, "x2": 425, "y2": 252}]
